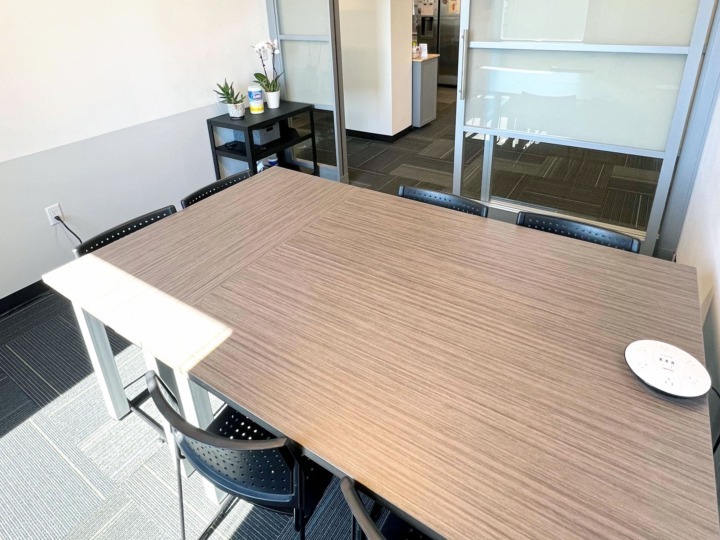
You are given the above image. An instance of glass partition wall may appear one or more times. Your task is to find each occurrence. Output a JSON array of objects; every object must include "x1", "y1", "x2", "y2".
[
  {"x1": 453, "y1": 0, "x2": 715, "y2": 254},
  {"x1": 266, "y1": 0, "x2": 348, "y2": 182}
]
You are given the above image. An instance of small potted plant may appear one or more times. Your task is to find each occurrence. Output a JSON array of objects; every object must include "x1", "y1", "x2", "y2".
[
  {"x1": 253, "y1": 40, "x2": 283, "y2": 109},
  {"x1": 214, "y1": 79, "x2": 246, "y2": 119}
]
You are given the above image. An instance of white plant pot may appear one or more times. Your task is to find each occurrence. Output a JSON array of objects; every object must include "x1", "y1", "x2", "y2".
[
  {"x1": 266, "y1": 91, "x2": 281, "y2": 109},
  {"x1": 227, "y1": 102, "x2": 245, "y2": 119}
]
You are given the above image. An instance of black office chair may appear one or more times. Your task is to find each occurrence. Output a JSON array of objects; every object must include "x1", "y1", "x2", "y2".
[
  {"x1": 146, "y1": 371, "x2": 332, "y2": 540},
  {"x1": 74, "y1": 205, "x2": 177, "y2": 256},
  {"x1": 340, "y1": 477, "x2": 428, "y2": 540},
  {"x1": 181, "y1": 171, "x2": 250, "y2": 209},
  {"x1": 398, "y1": 186, "x2": 489, "y2": 218},
  {"x1": 515, "y1": 212, "x2": 641, "y2": 253},
  {"x1": 72, "y1": 205, "x2": 176, "y2": 436}
]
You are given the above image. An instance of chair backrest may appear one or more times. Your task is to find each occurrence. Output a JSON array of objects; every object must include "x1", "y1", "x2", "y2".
[
  {"x1": 398, "y1": 186, "x2": 488, "y2": 218},
  {"x1": 181, "y1": 171, "x2": 250, "y2": 209},
  {"x1": 145, "y1": 371, "x2": 299, "y2": 507},
  {"x1": 73, "y1": 205, "x2": 176, "y2": 257},
  {"x1": 340, "y1": 477, "x2": 386, "y2": 540},
  {"x1": 515, "y1": 212, "x2": 641, "y2": 253}
]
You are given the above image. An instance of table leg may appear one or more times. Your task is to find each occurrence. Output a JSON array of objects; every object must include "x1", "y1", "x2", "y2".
[{"x1": 72, "y1": 302, "x2": 130, "y2": 420}]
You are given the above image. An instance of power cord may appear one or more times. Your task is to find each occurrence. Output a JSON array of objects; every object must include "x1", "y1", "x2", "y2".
[
  {"x1": 54, "y1": 216, "x2": 82, "y2": 245},
  {"x1": 712, "y1": 387, "x2": 720, "y2": 454}
]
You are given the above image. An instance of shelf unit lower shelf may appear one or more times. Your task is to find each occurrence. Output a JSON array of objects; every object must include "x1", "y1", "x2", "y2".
[{"x1": 214, "y1": 130, "x2": 313, "y2": 163}]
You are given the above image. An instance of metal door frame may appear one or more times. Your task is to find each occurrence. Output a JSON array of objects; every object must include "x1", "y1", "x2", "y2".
[
  {"x1": 266, "y1": 0, "x2": 348, "y2": 183},
  {"x1": 452, "y1": 0, "x2": 716, "y2": 255}
]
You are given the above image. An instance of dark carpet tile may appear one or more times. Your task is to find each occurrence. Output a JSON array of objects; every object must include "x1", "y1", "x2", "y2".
[
  {"x1": 349, "y1": 168, "x2": 393, "y2": 190},
  {"x1": 418, "y1": 139, "x2": 455, "y2": 161},
  {"x1": 0, "y1": 313, "x2": 93, "y2": 407},
  {"x1": 379, "y1": 176, "x2": 416, "y2": 195},
  {"x1": 388, "y1": 137, "x2": 432, "y2": 153},
  {"x1": 0, "y1": 375, "x2": 39, "y2": 437},
  {"x1": 0, "y1": 291, "x2": 72, "y2": 345},
  {"x1": 600, "y1": 189, "x2": 653, "y2": 230},
  {"x1": 356, "y1": 148, "x2": 413, "y2": 174},
  {"x1": 277, "y1": 478, "x2": 352, "y2": 540},
  {"x1": 489, "y1": 170, "x2": 526, "y2": 200},
  {"x1": 346, "y1": 137, "x2": 372, "y2": 154},
  {"x1": 347, "y1": 143, "x2": 386, "y2": 168}
]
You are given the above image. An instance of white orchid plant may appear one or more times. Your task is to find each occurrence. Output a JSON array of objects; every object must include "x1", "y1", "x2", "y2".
[{"x1": 253, "y1": 40, "x2": 283, "y2": 93}]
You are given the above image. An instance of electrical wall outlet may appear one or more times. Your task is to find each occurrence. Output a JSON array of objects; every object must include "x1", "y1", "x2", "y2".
[{"x1": 45, "y1": 203, "x2": 64, "y2": 226}]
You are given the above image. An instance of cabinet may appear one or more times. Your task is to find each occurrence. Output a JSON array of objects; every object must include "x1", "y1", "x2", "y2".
[
  {"x1": 412, "y1": 55, "x2": 439, "y2": 128},
  {"x1": 207, "y1": 101, "x2": 318, "y2": 178}
]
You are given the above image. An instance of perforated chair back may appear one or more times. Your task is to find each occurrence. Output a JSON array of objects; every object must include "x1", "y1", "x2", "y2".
[
  {"x1": 181, "y1": 171, "x2": 250, "y2": 209},
  {"x1": 398, "y1": 186, "x2": 488, "y2": 218},
  {"x1": 73, "y1": 205, "x2": 176, "y2": 257},
  {"x1": 516, "y1": 212, "x2": 641, "y2": 253},
  {"x1": 145, "y1": 371, "x2": 299, "y2": 508}
]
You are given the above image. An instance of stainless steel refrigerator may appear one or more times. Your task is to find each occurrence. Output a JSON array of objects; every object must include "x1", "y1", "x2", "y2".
[{"x1": 415, "y1": 0, "x2": 460, "y2": 86}]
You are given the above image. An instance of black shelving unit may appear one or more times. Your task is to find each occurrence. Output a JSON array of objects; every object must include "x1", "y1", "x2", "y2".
[{"x1": 206, "y1": 101, "x2": 318, "y2": 179}]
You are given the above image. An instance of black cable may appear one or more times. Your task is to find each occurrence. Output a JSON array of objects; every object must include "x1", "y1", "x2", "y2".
[
  {"x1": 712, "y1": 387, "x2": 720, "y2": 454},
  {"x1": 54, "y1": 216, "x2": 82, "y2": 244}
]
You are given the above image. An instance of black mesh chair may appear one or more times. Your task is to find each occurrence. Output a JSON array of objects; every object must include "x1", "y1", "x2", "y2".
[
  {"x1": 73, "y1": 205, "x2": 177, "y2": 256},
  {"x1": 515, "y1": 212, "x2": 641, "y2": 253},
  {"x1": 146, "y1": 371, "x2": 332, "y2": 540},
  {"x1": 340, "y1": 477, "x2": 428, "y2": 540},
  {"x1": 398, "y1": 186, "x2": 489, "y2": 218},
  {"x1": 72, "y1": 205, "x2": 176, "y2": 436},
  {"x1": 180, "y1": 171, "x2": 250, "y2": 209}
]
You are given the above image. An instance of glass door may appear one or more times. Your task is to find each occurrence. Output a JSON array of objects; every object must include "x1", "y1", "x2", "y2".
[
  {"x1": 266, "y1": 0, "x2": 348, "y2": 182},
  {"x1": 453, "y1": 0, "x2": 715, "y2": 254}
]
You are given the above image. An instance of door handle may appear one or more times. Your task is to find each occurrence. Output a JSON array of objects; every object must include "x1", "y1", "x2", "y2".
[{"x1": 459, "y1": 28, "x2": 469, "y2": 101}]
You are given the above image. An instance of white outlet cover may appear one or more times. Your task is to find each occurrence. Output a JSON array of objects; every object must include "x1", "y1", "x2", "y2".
[{"x1": 625, "y1": 340, "x2": 711, "y2": 398}]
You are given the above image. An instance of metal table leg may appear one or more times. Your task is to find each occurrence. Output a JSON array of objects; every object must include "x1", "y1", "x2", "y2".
[{"x1": 72, "y1": 302, "x2": 130, "y2": 420}]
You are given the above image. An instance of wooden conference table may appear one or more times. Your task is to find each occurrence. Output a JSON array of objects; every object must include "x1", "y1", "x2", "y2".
[{"x1": 44, "y1": 168, "x2": 718, "y2": 539}]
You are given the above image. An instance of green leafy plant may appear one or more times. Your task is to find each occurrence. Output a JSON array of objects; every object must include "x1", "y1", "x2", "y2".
[
  {"x1": 253, "y1": 40, "x2": 283, "y2": 92},
  {"x1": 253, "y1": 72, "x2": 282, "y2": 92},
  {"x1": 213, "y1": 79, "x2": 245, "y2": 104}
]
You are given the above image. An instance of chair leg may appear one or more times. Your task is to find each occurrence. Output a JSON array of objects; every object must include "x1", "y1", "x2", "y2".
[
  {"x1": 295, "y1": 508, "x2": 306, "y2": 540},
  {"x1": 175, "y1": 451, "x2": 186, "y2": 540}
]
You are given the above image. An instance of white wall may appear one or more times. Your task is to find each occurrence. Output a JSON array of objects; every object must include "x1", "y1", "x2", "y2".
[
  {"x1": 339, "y1": 0, "x2": 412, "y2": 136},
  {"x1": 676, "y1": 86, "x2": 720, "y2": 468},
  {"x1": 0, "y1": 0, "x2": 270, "y2": 299},
  {"x1": 677, "y1": 91, "x2": 720, "y2": 377}
]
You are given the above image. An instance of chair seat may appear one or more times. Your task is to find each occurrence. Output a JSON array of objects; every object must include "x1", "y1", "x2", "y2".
[{"x1": 182, "y1": 406, "x2": 331, "y2": 515}]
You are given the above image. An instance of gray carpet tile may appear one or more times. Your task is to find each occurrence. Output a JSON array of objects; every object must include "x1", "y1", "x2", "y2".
[
  {"x1": 42, "y1": 373, "x2": 117, "y2": 446},
  {"x1": 0, "y1": 417, "x2": 111, "y2": 539},
  {"x1": 65, "y1": 491, "x2": 170, "y2": 540},
  {"x1": 78, "y1": 410, "x2": 164, "y2": 483}
]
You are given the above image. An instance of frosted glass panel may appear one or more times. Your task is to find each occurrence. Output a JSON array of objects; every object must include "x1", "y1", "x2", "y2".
[
  {"x1": 281, "y1": 41, "x2": 333, "y2": 107},
  {"x1": 277, "y1": 0, "x2": 330, "y2": 36},
  {"x1": 470, "y1": 0, "x2": 699, "y2": 46},
  {"x1": 464, "y1": 50, "x2": 685, "y2": 150}
]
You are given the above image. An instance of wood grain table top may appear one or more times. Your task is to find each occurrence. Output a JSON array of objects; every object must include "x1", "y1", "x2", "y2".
[{"x1": 43, "y1": 168, "x2": 719, "y2": 539}]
